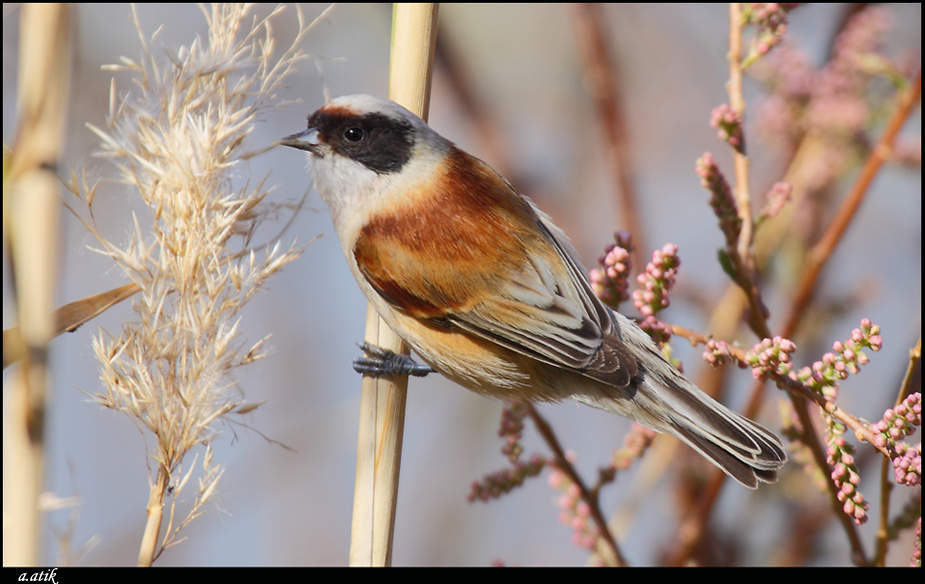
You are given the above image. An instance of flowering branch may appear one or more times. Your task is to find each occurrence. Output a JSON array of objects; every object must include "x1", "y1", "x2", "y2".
[
  {"x1": 781, "y1": 71, "x2": 921, "y2": 336},
  {"x1": 526, "y1": 405, "x2": 627, "y2": 567},
  {"x1": 468, "y1": 401, "x2": 547, "y2": 502},
  {"x1": 675, "y1": 6, "x2": 919, "y2": 566},
  {"x1": 740, "y1": 3, "x2": 802, "y2": 69},
  {"x1": 590, "y1": 231, "x2": 634, "y2": 311},
  {"x1": 570, "y1": 3, "x2": 648, "y2": 268},
  {"x1": 632, "y1": 244, "x2": 680, "y2": 346},
  {"x1": 695, "y1": 153, "x2": 771, "y2": 337},
  {"x1": 697, "y1": 321, "x2": 893, "y2": 461}
]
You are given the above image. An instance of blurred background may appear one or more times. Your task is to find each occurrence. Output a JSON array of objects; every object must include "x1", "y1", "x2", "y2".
[{"x1": 3, "y1": 3, "x2": 921, "y2": 566}]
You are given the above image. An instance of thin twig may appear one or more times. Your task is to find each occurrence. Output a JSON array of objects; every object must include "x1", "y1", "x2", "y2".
[
  {"x1": 432, "y1": 34, "x2": 515, "y2": 179},
  {"x1": 723, "y1": 4, "x2": 773, "y2": 339},
  {"x1": 670, "y1": 29, "x2": 921, "y2": 570},
  {"x1": 570, "y1": 3, "x2": 647, "y2": 268},
  {"x1": 525, "y1": 404, "x2": 627, "y2": 566},
  {"x1": 782, "y1": 72, "x2": 922, "y2": 337},
  {"x1": 790, "y1": 396, "x2": 870, "y2": 566},
  {"x1": 727, "y1": 4, "x2": 756, "y2": 278},
  {"x1": 874, "y1": 453, "x2": 893, "y2": 566},
  {"x1": 897, "y1": 338, "x2": 922, "y2": 406},
  {"x1": 670, "y1": 324, "x2": 892, "y2": 459},
  {"x1": 875, "y1": 337, "x2": 921, "y2": 566},
  {"x1": 761, "y1": 72, "x2": 921, "y2": 565}
]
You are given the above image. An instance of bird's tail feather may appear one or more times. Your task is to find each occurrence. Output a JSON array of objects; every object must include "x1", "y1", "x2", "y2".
[
  {"x1": 575, "y1": 338, "x2": 788, "y2": 488},
  {"x1": 669, "y1": 419, "x2": 782, "y2": 488},
  {"x1": 639, "y1": 369, "x2": 787, "y2": 489},
  {"x1": 570, "y1": 311, "x2": 787, "y2": 488}
]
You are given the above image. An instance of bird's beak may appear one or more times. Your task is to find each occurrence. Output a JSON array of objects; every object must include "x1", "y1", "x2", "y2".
[{"x1": 277, "y1": 127, "x2": 321, "y2": 153}]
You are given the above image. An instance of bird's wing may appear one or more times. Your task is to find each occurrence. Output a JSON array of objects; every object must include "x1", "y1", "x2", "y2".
[
  {"x1": 353, "y1": 151, "x2": 636, "y2": 387},
  {"x1": 448, "y1": 217, "x2": 637, "y2": 387}
]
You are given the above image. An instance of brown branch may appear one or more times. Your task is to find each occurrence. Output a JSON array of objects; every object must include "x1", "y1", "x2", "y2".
[
  {"x1": 671, "y1": 64, "x2": 921, "y2": 570},
  {"x1": 764, "y1": 72, "x2": 921, "y2": 564},
  {"x1": 782, "y1": 72, "x2": 921, "y2": 337},
  {"x1": 525, "y1": 404, "x2": 627, "y2": 566},
  {"x1": 703, "y1": 4, "x2": 772, "y2": 342},
  {"x1": 570, "y1": 3, "x2": 647, "y2": 268},
  {"x1": 432, "y1": 32, "x2": 515, "y2": 179},
  {"x1": 875, "y1": 337, "x2": 921, "y2": 566},
  {"x1": 897, "y1": 338, "x2": 922, "y2": 406},
  {"x1": 726, "y1": 4, "x2": 757, "y2": 281},
  {"x1": 789, "y1": 396, "x2": 870, "y2": 566},
  {"x1": 668, "y1": 323, "x2": 871, "y2": 565},
  {"x1": 671, "y1": 324, "x2": 892, "y2": 459},
  {"x1": 874, "y1": 454, "x2": 893, "y2": 566}
]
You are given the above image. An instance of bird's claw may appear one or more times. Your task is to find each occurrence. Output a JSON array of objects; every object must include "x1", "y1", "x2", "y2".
[{"x1": 353, "y1": 342, "x2": 433, "y2": 378}]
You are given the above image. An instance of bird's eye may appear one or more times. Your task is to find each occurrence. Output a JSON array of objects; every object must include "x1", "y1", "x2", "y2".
[{"x1": 344, "y1": 127, "x2": 366, "y2": 142}]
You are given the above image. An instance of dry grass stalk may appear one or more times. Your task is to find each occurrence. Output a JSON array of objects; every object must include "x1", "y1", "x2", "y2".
[{"x1": 61, "y1": 4, "x2": 325, "y2": 565}]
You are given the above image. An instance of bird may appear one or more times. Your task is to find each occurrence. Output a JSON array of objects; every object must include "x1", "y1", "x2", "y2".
[{"x1": 279, "y1": 94, "x2": 786, "y2": 488}]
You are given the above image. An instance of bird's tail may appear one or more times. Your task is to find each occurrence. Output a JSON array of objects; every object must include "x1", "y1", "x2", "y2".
[
  {"x1": 575, "y1": 320, "x2": 787, "y2": 489},
  {"x1": 581, "y1": 371, "x2": 787, "y2": 488},
  {"x1": 641, "y1": 370, "x2": 787, "y2": 488}
]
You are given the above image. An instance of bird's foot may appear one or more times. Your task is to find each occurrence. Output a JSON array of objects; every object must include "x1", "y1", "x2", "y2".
[{"x1": 353, "y1": 342, "x2": 433, "y2": 377}]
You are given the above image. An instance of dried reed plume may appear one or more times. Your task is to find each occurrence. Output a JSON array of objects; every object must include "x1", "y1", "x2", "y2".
[{"x1": 63, "y1": 4, "x2": 328, "y2": 565}]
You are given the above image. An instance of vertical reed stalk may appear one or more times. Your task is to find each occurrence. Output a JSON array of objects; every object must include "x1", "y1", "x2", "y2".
[
  {"x1": 348, "y1": 2, "x2": 439, "y2": 567},
  {"x1": 4, "y1": 3, "x2": 71, "y2": 566}
]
